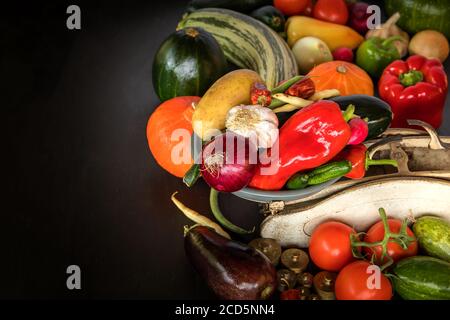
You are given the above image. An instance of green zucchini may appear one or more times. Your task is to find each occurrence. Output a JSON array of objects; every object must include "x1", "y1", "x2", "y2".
[
  {"x1": 187, "y1": 0, "x2": 272, "y2": 13},
  {"x1": 329, "y1": 95, "x2": 392, "y2": 140},
  {"x1": 250, "y1": 5, "x2": 285, "y2": 33},
  {"x1": 413, "y1": 216, "x2": 450, "y2": 263},
  {"x1": 385, "y1": 0, "x2": 450, "y2": 39},
  {"x1": 393, "y1": 256, "x2": 450, "y2": 300},
  {"x1": 178, "y1": 8, "x2": 298, "y2": 89},
  {"x1": 152, "y1": 27, "x2": 228, "y2": 101}
]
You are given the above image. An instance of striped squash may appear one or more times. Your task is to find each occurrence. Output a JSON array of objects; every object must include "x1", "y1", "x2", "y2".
[{"x1": 177, "y1": 8, "x2": 298, "y2": 89}]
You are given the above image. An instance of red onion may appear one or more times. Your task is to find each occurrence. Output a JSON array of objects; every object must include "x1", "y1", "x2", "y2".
[
  {"x1": 348, "y1": 2, "x2": 370, "y2": 35},
  {"x1": 200, "y1": 133, "x2": 257, "y2": 192},
  {"x1": 348, "y1": 118, "x2": 369, "y2": 145},
  {"x1": 332, "y1": 47, "x2": 354, "y2": 63}
]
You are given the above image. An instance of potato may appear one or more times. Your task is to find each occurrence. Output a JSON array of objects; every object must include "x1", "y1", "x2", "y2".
[{"x1": 192, "y1": 69, "x2": 263, "y2": 140}]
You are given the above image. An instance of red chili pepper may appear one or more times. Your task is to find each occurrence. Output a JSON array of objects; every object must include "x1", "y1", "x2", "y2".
[
  {"x1": 249, "y1": 101, "x2": 352, "y2": 190},
  {"x1": 334, "y1": 144, "x2": 398, "y2": 179},
  {"x1": 250, "y1": 82, "x2": 272, "y2": 107},
  {"x1": 378, "y1": 55, "x2": 448, "y2": 129},
  {"x1": 285, "y1": 77, "x2": 315, "y2": 99}
]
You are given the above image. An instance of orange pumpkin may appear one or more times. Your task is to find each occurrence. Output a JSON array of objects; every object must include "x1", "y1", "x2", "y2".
[
  {"x1": 146, "y1": 96, "x2": 200, "y2": 177},
  {"x1": 307, "y1": 61, "x2": 374, "y2": 96}
]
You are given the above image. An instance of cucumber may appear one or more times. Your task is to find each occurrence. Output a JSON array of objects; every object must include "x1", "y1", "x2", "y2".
[
  {"x1": 413, "y1": 216, "x2": 450, "y2": 262},
  {"x1": 286, "y1": 161, "x2": 351, "y2": 190},
  {"x1": 187, "y1": 0, "x2": 272, "y2": 13},
  {"x1": 286, "y1": 173, "x2": 309, "y2": 190},
  {"x1": 307, "y1": 161, "x2": 352, "y2": 185},
  {"x1": 393, "y1": 256, "x2": 450, "y2": 300},
  {"x1": 250, "y1": 5, "x2": 285, "y2": 33},
  {"x1": 178, "y1": 8, "x2": 298, "y2": 89}
]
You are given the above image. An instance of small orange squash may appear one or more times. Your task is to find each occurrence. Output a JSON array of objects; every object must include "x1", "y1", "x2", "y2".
[
  {"x1": 146, "y1": 96, "x2": 200, "y2": 178},
  {"x1": 307, "y1": 61, "x2": 374, "y2": 96}
]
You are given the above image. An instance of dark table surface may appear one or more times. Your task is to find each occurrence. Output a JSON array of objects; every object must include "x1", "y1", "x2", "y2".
[{"x1": 2, "y1": 0, "x2": 450, "y2": 299}]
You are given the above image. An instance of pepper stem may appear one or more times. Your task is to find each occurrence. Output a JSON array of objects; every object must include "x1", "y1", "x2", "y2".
[
  {"x1": 342, "y1": 104, "x2": 356, "y2": 122},
  {"x1": 399, "y1": 70, "x2": 423, "y2": 87},
  {"x1": 381, "y1": 35, "x2": 404, "y2": 47},
  {"x1": 210, "y1": 188, "x2": 255, "y2": 235},
  {"x1": 365, "y1": 154, "x2": 398, "y2": 170}
]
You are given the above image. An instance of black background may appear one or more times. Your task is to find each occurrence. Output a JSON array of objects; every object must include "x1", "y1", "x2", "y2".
[{"x1": 2, "y1": 0, "x2": 450, "y2": 299}]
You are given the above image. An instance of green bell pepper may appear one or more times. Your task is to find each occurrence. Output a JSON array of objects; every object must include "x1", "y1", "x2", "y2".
[{"x1": 356, "y1": 36, "x2": 403, "y2": 78}]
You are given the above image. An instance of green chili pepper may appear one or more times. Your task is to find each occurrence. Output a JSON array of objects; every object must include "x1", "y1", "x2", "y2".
[
  {"x1": 209, "y1": 188, "x2": 255, "y2": 234},
  {"x1": 271, "y1": 75, "x2": 305, "y2": 94}
]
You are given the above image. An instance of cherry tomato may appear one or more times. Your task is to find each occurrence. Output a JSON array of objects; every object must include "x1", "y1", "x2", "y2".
[
  {"x1": 363, "y1": 219, "x2": 418, "y2": 264},
  {"x1": 313, "y1": 0, "x2": 349, "y2": 25},
  {"x1": 274, "y1": 0, "x2": 309, "y2": 16},
  {"x1": 335, "y1": 261, "x2": 392, "y2": 300},
  {"x1": 309, "y1": 221, "x2": 356, "y2": 272}
]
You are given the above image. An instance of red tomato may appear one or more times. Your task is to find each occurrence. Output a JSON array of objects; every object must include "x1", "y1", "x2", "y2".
[
  {"x1": 309, "y1": 221, "x2": 356, "y2": 272},
  {"x1": 363, "y1": 219, "x2": 418, "y2": 263},
  {"x1": 274, "y1": 0, "x2": 309, "y2": 16},
  {"x1": 313, "y1": 0, "x2": 349, "y2": 25},
  {"x1": 335, "y1": 261, "x2": 392, "y2": 300}
]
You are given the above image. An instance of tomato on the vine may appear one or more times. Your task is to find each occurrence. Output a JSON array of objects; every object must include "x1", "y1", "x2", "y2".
[
  {"x1": 309, "y1": 221, "x2": 356, "y2": 272},
  {"x1": 313, "y1": 0, "x2": 349, "y2": 25},
  {"x1": 363, "y1": 219, "x2": 418, "y2": 263},
  {"x1": 274, "y1": 0, "x2": 310, "y2": 16},
  {"x1": 335, "y1": 261, "x2": 392, "y2": 300}
]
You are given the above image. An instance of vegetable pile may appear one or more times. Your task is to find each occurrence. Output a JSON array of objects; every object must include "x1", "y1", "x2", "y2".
[{"x1": 146, "y1": 0, "x2": 450, "y2": 301}]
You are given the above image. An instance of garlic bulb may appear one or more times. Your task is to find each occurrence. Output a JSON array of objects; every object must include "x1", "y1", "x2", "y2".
[
  {"x1": 225, "y1": 105, "x2": 279, "y2": 149},
  {"x1": 366, "y1": 12, "x2": 409, "y2": 58}
]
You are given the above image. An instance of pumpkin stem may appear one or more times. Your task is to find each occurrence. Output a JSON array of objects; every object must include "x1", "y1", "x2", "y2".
[
  {"x1": 336, "y1": 65, "x2": 347, "y2": 74},
  {"x1": 185, "y1": 27, "x2": 199, "y2": 38}
]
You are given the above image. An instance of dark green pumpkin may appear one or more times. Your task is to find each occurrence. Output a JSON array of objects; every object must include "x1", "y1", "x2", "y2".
[
  {"x1": 152, "y1": 27, "x2": 227, "y2": 102},
  {"x1": 250, "y1": 5, "x2": 285, "y2": 33},
  {"x1": 385, "y1": 0, "x2": 450, "y2": 39}
]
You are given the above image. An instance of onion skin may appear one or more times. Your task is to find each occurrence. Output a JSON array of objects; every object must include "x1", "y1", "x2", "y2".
[
  {"x1": 200, "y1": 133, "x2": 257, "y2": 192},
  {"x1": 409, "y1": 30, "x2": 449, "y2": 63},
  {"x1": 348, "y1": 2, "x2": 370, "y2": 35}
]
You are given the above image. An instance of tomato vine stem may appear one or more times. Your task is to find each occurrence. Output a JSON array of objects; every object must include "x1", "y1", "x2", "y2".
[{"x1": 350, "y1": 208, "x2": 416, "y2": 271}]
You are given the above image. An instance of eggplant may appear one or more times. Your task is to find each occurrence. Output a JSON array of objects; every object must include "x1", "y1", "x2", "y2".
[
  {"x1": 185, "y1": 226, "x2": 277, "y2": 300},
  {"x1": 330, "y1": 95, "x2": 393, "y2": 140}
]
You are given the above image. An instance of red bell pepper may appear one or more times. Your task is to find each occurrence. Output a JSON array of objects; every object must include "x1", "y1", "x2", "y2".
[
  {"x1": 249, "y1": 100, "x2": 352, "y2": 190},
  {"x1": 334, "y1": 144, "x2": 398, "y2": 179},
  {"x1": 378, "y1": 55, "x2": 448, "y2": 129}
]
